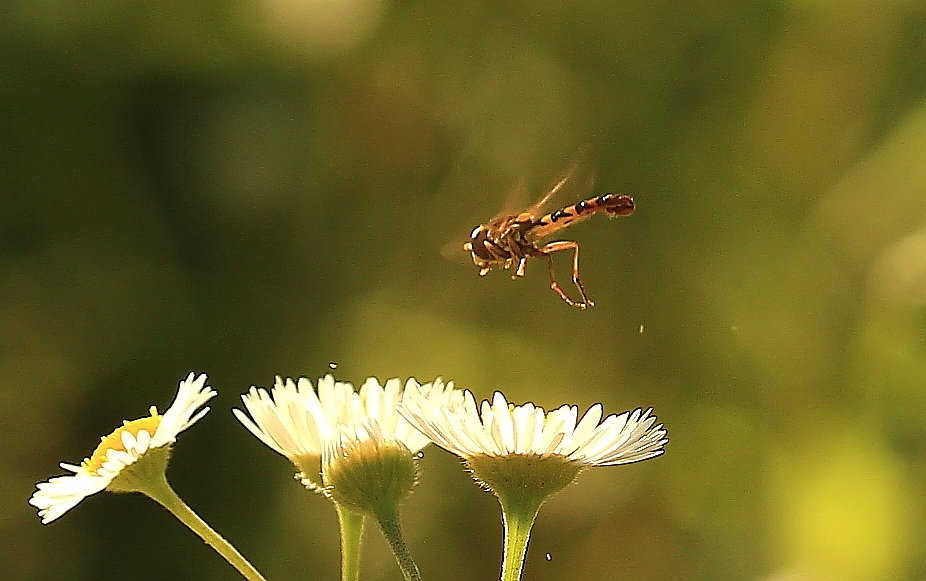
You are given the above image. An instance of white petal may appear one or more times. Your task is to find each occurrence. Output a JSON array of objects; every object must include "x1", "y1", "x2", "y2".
[
  {"x1": 395, "y1": 389, "x2": 667, "y2": 469},
  {"x1": 151, "y1": 372, "x2": 216, "y2": 448}
]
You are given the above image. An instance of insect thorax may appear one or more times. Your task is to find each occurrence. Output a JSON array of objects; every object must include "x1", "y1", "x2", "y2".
[{"x1": 466, "y1": 217, "x2": 537, "y2": 267}]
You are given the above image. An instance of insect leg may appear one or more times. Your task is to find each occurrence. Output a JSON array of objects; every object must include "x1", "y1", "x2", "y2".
[{"x1": 538, "y1": 240, "x2": 594, "y2": 309}]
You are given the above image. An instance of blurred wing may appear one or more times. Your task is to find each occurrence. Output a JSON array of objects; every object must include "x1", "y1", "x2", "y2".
[
  {"x1": 441, "y1": 234, "x2": 472, "y2": 262},
  {"x1": 525, "y1": 152, "x2": 596, "y2": 217},
  {"x1": 489, "y1": 178, "x2": 530, "y2": 222}
]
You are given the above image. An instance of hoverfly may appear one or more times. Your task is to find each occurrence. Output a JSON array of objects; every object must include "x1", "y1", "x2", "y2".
[{"x1": 463, "y1": 168, "x2": 634, "y2": 309}]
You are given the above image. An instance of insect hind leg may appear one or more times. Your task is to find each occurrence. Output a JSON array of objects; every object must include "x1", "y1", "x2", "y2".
[{"x1": 538, "y1": 240, "x2": 594, "y2": 309}]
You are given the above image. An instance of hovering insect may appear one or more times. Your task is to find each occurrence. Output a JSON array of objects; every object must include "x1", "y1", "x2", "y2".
[{"x1": 463, "y1": 170, "x2": 634, "y2": 309}]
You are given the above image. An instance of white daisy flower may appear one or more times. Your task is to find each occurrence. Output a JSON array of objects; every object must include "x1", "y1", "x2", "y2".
[
  {"x1": 350, "y1": 377, "x2": 460, "y2": 454},
  {"x1": 400, "y1": 388, "x2": 667, "y2": 467},
  {"x1": 233, "y1": 375, "x2": 460, "y2": 486},
  {"x1": 29, "y1": 372, "x2": 216, "y2": 524},
  {"x1": 232, "y1": 375, "x2": 353, "y2": 465},
  {"x1": 399, "y1": 387, "x2": 668, "y2": 581},
  {"x1": 313, "y1": 377, "x2": 462, "y2": 506},
  {"x1": 235, "y1": 374, "x2": 460, "y2": 581},
  {"x1": 321, "y1": 420, "x2": 419, "y2": 511}
]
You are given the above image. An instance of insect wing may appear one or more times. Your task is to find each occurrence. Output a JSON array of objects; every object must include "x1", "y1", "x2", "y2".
[{"x1": 524, "y1": 155, "x2": 595, "y2": 219}]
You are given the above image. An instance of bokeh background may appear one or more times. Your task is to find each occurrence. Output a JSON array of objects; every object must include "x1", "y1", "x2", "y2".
[{"x1": 5, "y1": 1, "x2": 926, "y2": 579}]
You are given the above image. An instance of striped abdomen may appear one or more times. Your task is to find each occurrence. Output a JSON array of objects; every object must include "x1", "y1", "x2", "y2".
[{"x1": 526, "y1": 193, "x2": 634, "y2": 240}]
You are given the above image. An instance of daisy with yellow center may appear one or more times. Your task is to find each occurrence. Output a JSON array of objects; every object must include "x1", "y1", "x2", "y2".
[
  {"x1": 29, "y1": 373, "x2": 265, "y2": 581},
  {"x1": 399, "y1": 387, "x2": 668, "y2": 581},
  {"x1": 234, "y1": 374, "x2": 461, "y2": 581}
]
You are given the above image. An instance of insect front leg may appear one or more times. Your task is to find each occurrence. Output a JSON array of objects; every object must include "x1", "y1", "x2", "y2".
[{"x1": 538, "y1": 240, "x2": 594, "y2": 309}]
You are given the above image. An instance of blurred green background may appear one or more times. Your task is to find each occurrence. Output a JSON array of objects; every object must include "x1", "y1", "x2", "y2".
[{"x1": 5, "y1": 0, "x2": 926, "y2": 579}]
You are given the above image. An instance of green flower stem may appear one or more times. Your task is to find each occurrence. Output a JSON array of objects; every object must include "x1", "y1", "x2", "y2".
[
  {"x1": 498, "y1": 495, "x2": 543, "y2": 581},
  {"x1": 136, "y1": 470, "x2": 267, "y2": 581},
  {"x1": 374, "y1": 509, "x2": 421, "y2": 581},
  {"x1": 336, "y1": 502, "x2": 366, "y2": 581},
  {"x1": 466, "y1": 454, "x2": 584, "y2": 581}
]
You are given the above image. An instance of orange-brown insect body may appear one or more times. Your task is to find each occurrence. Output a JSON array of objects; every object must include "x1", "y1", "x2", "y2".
[{"x1": 464, "y1": 190, "x2": 634, "y2": 309}]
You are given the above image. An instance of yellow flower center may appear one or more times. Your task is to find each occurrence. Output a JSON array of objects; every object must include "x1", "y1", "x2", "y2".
[{"x1": 82, "y1": 407, "x2": 162, "y2": 473}]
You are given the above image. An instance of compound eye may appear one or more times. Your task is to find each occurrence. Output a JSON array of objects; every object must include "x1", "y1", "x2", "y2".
[{"x1": 467, "y1": 228, "x2": 496, "y2": 261}]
